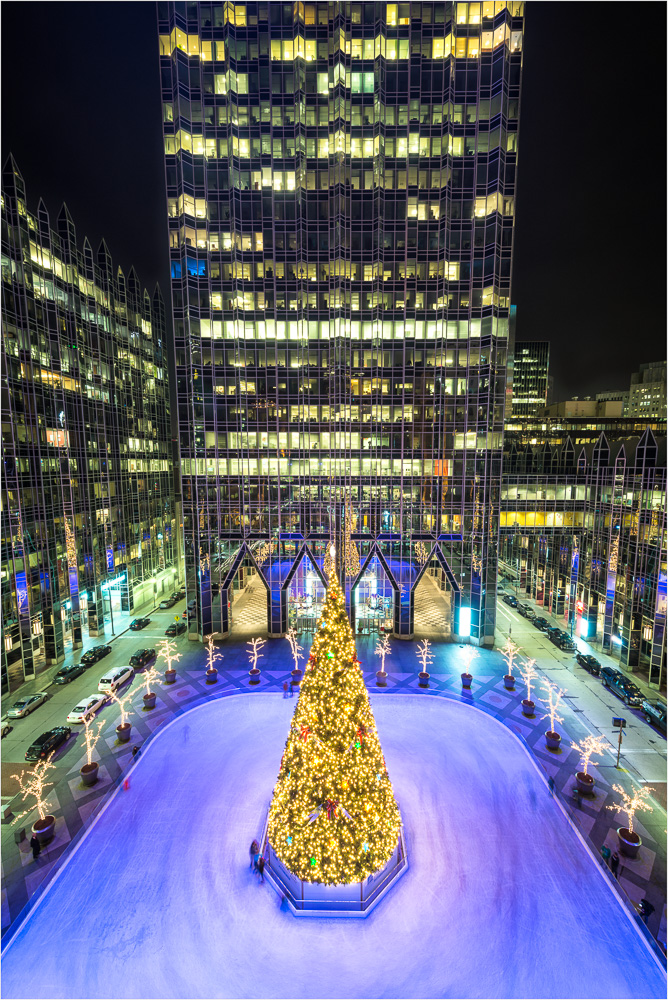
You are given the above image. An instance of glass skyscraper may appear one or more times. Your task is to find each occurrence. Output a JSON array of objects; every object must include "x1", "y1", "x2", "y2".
[{"x1": 158, "y1": 1, "x2": 524, "y2": 644}]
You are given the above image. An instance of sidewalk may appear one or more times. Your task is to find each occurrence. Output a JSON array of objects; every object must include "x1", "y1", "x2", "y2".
[{"x1": 1, "y1": 636, "x2": 665, "y2": 959}]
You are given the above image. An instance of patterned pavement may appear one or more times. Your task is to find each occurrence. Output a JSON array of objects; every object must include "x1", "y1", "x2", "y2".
[{"x1": 1, "y1": 635, "x2": 666, "y2": 964}]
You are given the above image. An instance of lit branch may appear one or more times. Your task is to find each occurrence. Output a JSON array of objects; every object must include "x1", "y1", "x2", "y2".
[
  {"x1": 205, "y1": 634, "x2": 224, "y2": 671},
  {"x1": 343, "y1": 494, "x2": 361, "y2": 578},
  {"x1": 108, "y1": 684, "x2": 136, "y2": 727},
  {"x1": 141, "y1": 664, "x2": 161, "y2": 697},
  {"x1": 461, "y1": 645, "x2": 478, "y2": 675},
  {"x1": 572, "y1": 734, "x2": 608, "y2": 778},
  {"x1": 607, "y1": 783, "x2": 654, "y2": 835},
  {"x1": 286, "y1": 627, "x2": 304, "y2": 672},
  {"x1": 540, "y1": 680, "x2": 566, "y2": 734},
  {"x1": 11, "y1": 755, "x2": 57, "y2": 823},
  {"x1": 82, "y1": 715, "x2": 105, "y2": 767},
  {"x1": 157, "y1": 637, "x2": 182, "y2": 673},
  {"x1": 415, "y1": 541, "x2": 428, "y2": 566},
  {"x1": 247, "y1": 636, "x2": 266, "y2": 671},
  {"x1": 519, "y1": 657, "x2": 538, "y2": 701},
  {"x1": 500, "y1": 636, "x2": 521, "y2": 677},
  {"x1": 375, "y1": 634, "x2": 391, "y2": 673},
  {"x1": 416, "y1": 639, "x2": 434, "y2": 674}
]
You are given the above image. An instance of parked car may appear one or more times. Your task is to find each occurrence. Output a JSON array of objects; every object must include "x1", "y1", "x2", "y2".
[
  {"x1": 25, "y1": 726, "x2": 71, "y2": 762},
  {"x1": 517, "y1": 603, "x2": 535, "y2": 620},
  {"x1": 549, "y1": 630, "x2": 568, "y2": 646},
  {"x1": 642, "y1": 698, "x2": 667, "y2": 734},
  {"x1": 129, "y1": 617, "x2": 151, "y2": 631},
  {"x1": 502, "y1": 594, "x2": 518, "y2": 608},
  {"x1": 187, "y1": 599, "x2": 197, "y2": 610},
  {"x1": 54, "y1": 663, "x2": 86, "y2": 684},
  {"x1": 165, "y1": 621, "x2": 187, "y2": 636},
  {"x1": 557, "y1": 636, "x2": 576, "y2": 652},
  {"x1": 2, "y1": 721, "x2": 12, "y2": 738},
  {"x1": 7, "y1": 692, "x2": 49, "y2": 719},
  {"x1": 611, "y1": 673, "x2": 643, "y2": 707},
  {"x1": 80, "y1": 645, "x2": 112, "y2": 666},
  {"x1": 601, "y1": 665, "x2": 621, "y2": 687},
  {"x1": 129, "y1": 648, "x2": 156, "y2": 669},
  {"x1": 66, "y1": 694, "x2": 107, "y2": 724},
  {"x1": 159, "y1": 597, "x2": 178, "y2": 609},
  {"x1": 174, "y1": 587, "x2": 186, "y2": 599},
  {"x1": 187, "y1": 607, "x2": 197, "y2": 621},
  {"x1": 576, "y1": 653, "x2": 601, "y2": 676},
  {"x1": 532, "y1": 617, "x2": 550, "y2": 631},
  {"x1": 546, "y1": 627, "x2": 563, "y2": 640},
  {"x1": 98, "y1": 666, "x2": 134, "y2": 695}
]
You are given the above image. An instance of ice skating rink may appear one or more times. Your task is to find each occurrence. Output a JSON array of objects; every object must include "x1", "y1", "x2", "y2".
[{"x1": 2, "y1": 694, "x2": 665, "y2": 999}]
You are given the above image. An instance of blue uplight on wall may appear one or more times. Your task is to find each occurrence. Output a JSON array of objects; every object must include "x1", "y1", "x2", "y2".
[{"x1": 459, "y1": 606, "x2": 471, "y2": 637}]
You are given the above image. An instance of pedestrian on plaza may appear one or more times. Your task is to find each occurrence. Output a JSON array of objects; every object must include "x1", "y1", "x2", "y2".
[
  {"x1": 610, "y1": 852, "x2": 619, "y2": 879},
  {"x1": 282, "y1": 681, "x2": 289, "y2": 698},
  {"x1": 289, "y1": 681, "x2": 295, "y2": 698},
  {"x1": 249, "y1": 839, "x2": 259, "y2": 870},
  {"x1": 30, "y1": 834, "x2": 41, "y2": 861},
  {"x1": 256, "y1": 855, "x2": 266, "y2": 884},
  {"x1": 547, "y1": 776, "x2": 555, "y2": 797},
  {"x1": 132, "y1": 745, "x2": 141, "y2": 759}
]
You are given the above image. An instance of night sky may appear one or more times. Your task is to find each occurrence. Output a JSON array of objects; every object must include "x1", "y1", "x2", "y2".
[{"x1": 2, "y1": 2, "x2": 665, "y2": 400}]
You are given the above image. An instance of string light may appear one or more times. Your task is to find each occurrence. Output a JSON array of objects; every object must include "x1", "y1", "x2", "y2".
[
  {"x1": 540, "y1": 680, "x2": 566, "y2": 734},
  {"x1": 414, "y1": 541, "x2": 428, "y2": 566},
  {"x1": 267, "y1": 572, "x2": 401, "y2": 885},
  {"x1": 571, "y1": 734, "x2": 608, "y2": 778},
  {"x1": 518, "y1": 657, "x2": 538, "y2": 700},
  {"x1": 606, "y1": 783, "x2": 654, "y2": 835},
  {"x1": 82, "y1": 715, "x2": 105, "y2": 767},
  {"x1": 157, "y1": 637, "x2": 182, "y2": 673},
  {"x1": 343, "y1": 494, "x2": 361, "y2": 578},
  {"x1": 500, "y1": 636, "x2": 521, "y2": 677},
  {"x1": 11, "y1": 754, "x2": 57, "y2": 824}
]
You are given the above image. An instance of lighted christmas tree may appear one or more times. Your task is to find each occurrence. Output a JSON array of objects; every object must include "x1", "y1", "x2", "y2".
[{"x1": 267, "y1": 568, "x2": 401, "y2": 885}]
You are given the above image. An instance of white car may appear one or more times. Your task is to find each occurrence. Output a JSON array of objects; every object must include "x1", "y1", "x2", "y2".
[
  {"x1": 98, "y1": 666, "x2": 133, "y2": 695},
  {"x1": 7, "y1": 692, "x2": 48, "y2": 718},
  {"x1": 66, "y1": 694, "x2": 107, "y2": 724}
]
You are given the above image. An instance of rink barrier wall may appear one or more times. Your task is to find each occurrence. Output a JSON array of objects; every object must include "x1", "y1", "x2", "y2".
[
  {"x1": 259, "y1": 808, "x2": 408, "y2": 917},
  {"x1": 2, "y1": 688, "x2": 666, "y2": 973}
]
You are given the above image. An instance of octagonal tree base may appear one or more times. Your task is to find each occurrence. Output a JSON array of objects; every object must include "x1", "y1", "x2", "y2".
[{"x1": 260, "y1": 810, "x2": 408, "y2": 918}]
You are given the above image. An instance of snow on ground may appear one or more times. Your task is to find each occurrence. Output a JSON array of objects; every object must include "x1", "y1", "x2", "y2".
[{"x1": 2, "y1": 694, "x2": 665, "y2": 1000}]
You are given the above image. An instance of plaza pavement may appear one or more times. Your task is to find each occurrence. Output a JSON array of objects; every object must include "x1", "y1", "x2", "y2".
[{"x1": 1, "y1": 625, "x2": 666, "y2": 964}]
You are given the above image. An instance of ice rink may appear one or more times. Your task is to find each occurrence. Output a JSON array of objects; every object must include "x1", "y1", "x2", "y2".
[{"x1": 2, "y1": 693, "x2": 665, "y2": 999}]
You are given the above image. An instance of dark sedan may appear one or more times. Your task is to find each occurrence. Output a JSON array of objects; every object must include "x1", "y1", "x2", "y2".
[
  {"x1": 576, "y1": 654, "x2": 601, "y2": 676},
  {"x1": 502, "y1": 594, "x2": 518, "y2": 608},
  {"x1": 80, "y1": 645, "x2": 112, "y2": 666},
  {"x1": 159, "y1": 597, "x2": 178, "y2": 609},
  {"x1": 532, "y1": 617, "x2": 550, "y2": 631},
  {"x1": 129, "y1": 648, "x2": 156, "y2": 669},
  {"x1": 642, "y1": 698, "x2": 667, "y2": 734},
  {"x1": 517, "y1": 603, "x2": 535, "y2": 620},
  {"x1": 556, "y1": 636, "x2": 577, "y2": 652},
  {"x1": 25, "y1": 726, "x2": 72, "y2": 762},
  {"x1": 54, "y1": 663, "x2": 86, "y2": 684},
  {"x1": 165, "y1": 621, "x2": 187, "y2": 636},
  {"x1": 129, "y1": 618, "x2": 151, "y2": 631}
]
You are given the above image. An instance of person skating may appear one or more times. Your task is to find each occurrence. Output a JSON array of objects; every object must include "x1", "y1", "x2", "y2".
[
  {"x1": 30, "y1": 834, "x2": 41, "y2": 861},
  {"x1": 610, "y1": 852, "x2": 619, "y2": 879},
  {"x1": 249, "y1": 839, "x2": 259, "y2": 870},
  {"x1": 256, "y1": 855, "x2": 266, "y2": 883},
  {"x1": 282, "y1": 681, "x2": 288, "y2": 698}
]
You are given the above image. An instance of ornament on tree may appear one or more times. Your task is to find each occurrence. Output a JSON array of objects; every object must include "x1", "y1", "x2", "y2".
[{"x1": 299, "y1": 724, "x2": 311, "y2": 742}]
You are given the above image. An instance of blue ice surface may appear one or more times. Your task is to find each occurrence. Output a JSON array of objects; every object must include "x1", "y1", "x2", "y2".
[{"x1": 2, "y1": 694, "x2": 665, "y2": 1000}]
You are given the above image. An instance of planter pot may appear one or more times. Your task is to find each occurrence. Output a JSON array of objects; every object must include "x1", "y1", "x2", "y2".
[
  {"x1": 545, "y1": 730, "x2": 561, "y2": 750},
  {"x1": 143, "y1": 692, "x2": 157, "y2": 710},
  {"x1": 521, "y1": 699, "x2": 535, "y2": 717},
  {"x1": 617, "y1": 827, "x2": 641, "y2": 858},
  {"x1": 376, "y1": 670, "x2": 388, "y2": 688},
  {"x1": 291, "y1": 669, "x2": 302, "y2": 687},
  {"x1": 163, "y1": 669, "x2": 176, "y2": 685},
  {"x1": 503, "y1": 674, "x2": 515, "y2": 690},
  {"x1": 575, "y1": 771, "x2": 595, "y2": 794},
  {"x1": 116, "y1": 722, "x2": 132, "y2": 744},
  {"x1": 206, "y1": 668, "x2": 218, "y2": 684},
  {"x1": 80, "y1": 762, "x2": 99, "y2": 787},
  {"x1": 418, "y1": 671, "x2": 430, "y2": 688},
  {"x1": 461, "y1": 672, "x2": 473, "y2": 689},
  {"x1": 249, "y1": 667, "x2": 261, "y2": 686},
  {"x1": 32, "y1": 815, "x2": 56, "y2": 845}
]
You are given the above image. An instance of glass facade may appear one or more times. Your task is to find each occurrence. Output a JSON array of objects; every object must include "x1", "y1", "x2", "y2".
[
  {"x1": 159, "y1": 0, "x2": 524, "y2": 644},
  {"x1": 1, "y1": 159, "x2": 176, "y2": 693},
  {"x1": 510, "y1": 339, "x2": 549, "y2": 418}
]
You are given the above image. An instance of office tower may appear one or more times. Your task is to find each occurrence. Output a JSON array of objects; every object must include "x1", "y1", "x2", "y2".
[
  {"x1": 510, "y1": 340, "x2": 549, "y2": 418},
  {"x1": 627, "y1": 362, "x2": 667, "y2": 420},
  {"x1": 1, "y1": 159, "x2": 176, "y2": 693},
  {"x1": 158, "y1": 1, "x2": 524, "y2": 645}
]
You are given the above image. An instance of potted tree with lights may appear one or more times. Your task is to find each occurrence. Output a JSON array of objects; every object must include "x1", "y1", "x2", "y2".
[
  {"x1": 286, "y1": 627, "x2": 304, "y2": 687},
  {"x1": 247, "y1": 636, "x2": 265, "y2": 686},
  {"x1": 500, "y1": 636, "x2": 521, "y2": 690},
  {"x1": 375, "y1": 634, "x2": 391, "y2": 687},
  {"x1": 607, "y1": 783, "x2": 654, "y2": 858},
  {"x1": 158, "y1": 637, "x2": 181, "y2": 684},
  {"x1": 541, "y1": 680, "x2": 566, "y2": 750},
  {"x1": 109, "y1": 685, "x2": 136, "y2": 744},
  {"x1": 572, "y1": 734, "x2": 608, "y2": 794},
  {"x1": 205, "y1": 633, "x2": 223, "y2": 684},
  {"x1": 80, "y1": 716, "x2": 105, "y2": 786},
  {"x1": 519, "y1": 657, "x2": 538, "y2": 716},
  {"x1": 141, "y1": 663, "x2": 161, "y2": 710},
  {"x1": 12, "y1": 754, "x2": 58, "y2": 844},
  {"x1": 417, "y1": 639, "x2": 433, "y2": 688},
  {"x1": 460, "y1": 645, "x2": 478, "y2": 689}
]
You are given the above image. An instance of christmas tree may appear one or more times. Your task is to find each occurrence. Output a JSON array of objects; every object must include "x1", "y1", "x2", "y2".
[{"x1": 267, "y1": 569, "x2": 401, "y2": 885}]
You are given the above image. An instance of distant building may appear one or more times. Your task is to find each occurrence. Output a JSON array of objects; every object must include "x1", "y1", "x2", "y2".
[
  {"x1": 1, "y1": 159, "x2": 177, "y2": 692},
  {"x1": 511, "y1": 341, "x2": 550, "y2": 418},
  {"x1": 546, "y1": 398, "x2": 624, "y2": 420},
  {"x1": 596, "y1": 389, "x2": 629, "y2": 411},
  {"x1": 627, "y1": 362, "x2": 666, "y2": 420}
]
